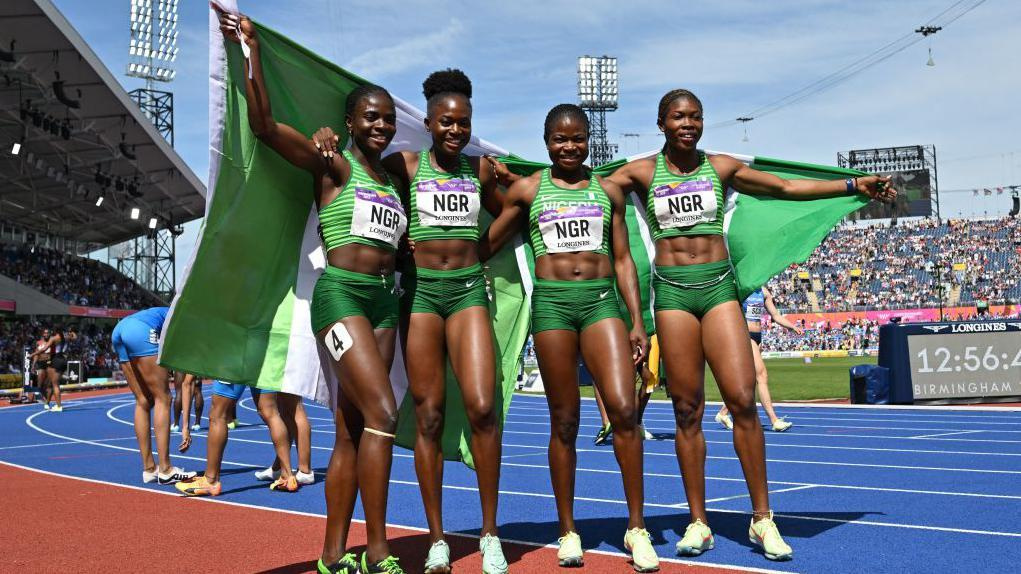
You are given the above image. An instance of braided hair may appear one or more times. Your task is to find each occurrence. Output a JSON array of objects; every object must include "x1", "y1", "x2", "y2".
[
  {"x1": 344, "y1": 84, "x2": 393, "y2": 117},
  {"x1": 657, "y1": 89, "x2": 703, "y2": 122},
  {"x1": 543, "y1": 103, "x2": 590, "y2": 141}
]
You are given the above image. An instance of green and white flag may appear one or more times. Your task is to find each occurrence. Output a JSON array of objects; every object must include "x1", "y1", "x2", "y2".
[{"x1": 160, "y1": 2, "x2": 530, "y2": 468}]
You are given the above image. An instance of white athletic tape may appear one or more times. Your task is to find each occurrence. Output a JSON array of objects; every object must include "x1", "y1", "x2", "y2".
[
  {"x1": 323, "y1": 323, "x2": 354, "y2": 363},
  {"x1": 363, "y1": 427, "x2": 395, "y2": 439}
]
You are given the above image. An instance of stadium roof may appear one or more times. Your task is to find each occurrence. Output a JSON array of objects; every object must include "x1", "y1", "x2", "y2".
[{"x1": 0, "y1": 0, "x2": 205, "y2": 250}]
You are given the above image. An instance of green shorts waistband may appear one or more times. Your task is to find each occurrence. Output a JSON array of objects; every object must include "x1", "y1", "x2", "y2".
[
  {"x1": 322, "y1": 265, "x2": 395, "y2": 287},
  {"x1": 655, "y1": 259, "x2": 732, "y2": 282},
  {"x1": 534, "y1": 276, "x2": 615, "y2": 290},
  {"x1": 413, "y1": 263, "x2": 483, "y2": 280}
]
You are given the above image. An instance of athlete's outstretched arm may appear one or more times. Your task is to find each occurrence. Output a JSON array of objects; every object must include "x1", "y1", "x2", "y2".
[
  {"x1": 763, "y1": 286, "x2": 802, "y2": 333},
  {"x1": 716, "y1": 155, "x2": 897, "y2": 202},
  {"x1": 604, "y1": 178, "x2": 649, "y2": 365},
  {"x1": 477, "y1": 174, "x2": 536, "y2": 262},
  {"x1": 214, "y1": 6, "x2": 323, "y2": 174}
]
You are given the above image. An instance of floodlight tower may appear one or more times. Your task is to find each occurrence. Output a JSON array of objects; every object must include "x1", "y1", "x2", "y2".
[
  {"x1": 577, "y1": 56, "x2": 618, "y2": 166},
  {"x1": 118, "y1": 0, "x2": 179, "y2": 301},
  {"x1": 126, "y1": 0, "x2": 178, "y2": 145}
]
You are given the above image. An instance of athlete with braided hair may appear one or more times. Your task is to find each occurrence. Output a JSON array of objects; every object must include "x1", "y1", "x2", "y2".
[{"x1": 478, "y1": 104, "x2": 659, "y2": 572}]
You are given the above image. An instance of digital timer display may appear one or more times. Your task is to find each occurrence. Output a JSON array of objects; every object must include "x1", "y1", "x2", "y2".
[{"x1": 907, "y1": 332, "x2": 1021, "y2": 399}]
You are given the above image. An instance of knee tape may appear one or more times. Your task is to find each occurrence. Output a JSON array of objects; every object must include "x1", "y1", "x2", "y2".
[{"x1": 363, "y1": 427, "x2": 395, "y2": 439}]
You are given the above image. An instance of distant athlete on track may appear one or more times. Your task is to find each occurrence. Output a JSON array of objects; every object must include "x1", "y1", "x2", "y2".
[
  {"x1": 111, "y1": 307, "x2": 196, "y2": 485},
  {"x1": 479, "y1": 104, "x2": 659, "y2": 572},
  {"x1": 252, "y1": 392, "x2": 315, "y2": 486},
  {"x1": 176, "y1": 382, "x2": 304, "y2": 496},
  {"x1": 715, "y1": 286, "x2": 803, "y2": 432},
  {"x1": 30, "y1": 326, "x2": 77, "y2": 413},
  {"x1": 172, "y1": 373, "x2": 204, "y2": 432}
]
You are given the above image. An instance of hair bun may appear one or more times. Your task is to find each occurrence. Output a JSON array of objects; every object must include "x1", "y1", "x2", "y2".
[{"x1": 422, "y1": 69, "x2": 472, "y2": 100}]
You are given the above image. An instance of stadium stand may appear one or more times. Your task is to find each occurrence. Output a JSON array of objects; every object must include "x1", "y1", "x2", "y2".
[
  {"x1": 0, "y1": 244, "x2": 163, "y2": 309},
  {"x1": 769, "y1": 216, "x2": 1021, "y2": 313}
]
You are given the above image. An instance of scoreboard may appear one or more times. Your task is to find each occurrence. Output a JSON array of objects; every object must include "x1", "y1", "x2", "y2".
[{"x1": 879, "y1": 320, "x2": 1021, "y2": 404}]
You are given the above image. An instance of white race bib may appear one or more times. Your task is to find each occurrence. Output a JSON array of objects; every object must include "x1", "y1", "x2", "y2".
[
  {"x1": 323, "y1": 322, "x2": 354, "y2": 362},
  {"x1": 538, "y1": 204, "x2": 604, "y2": 253},
  {"x1": 745, "y1": 303, "x2": 764, "y2": 322},
  {"x1": 350, "y1": 187, "x2": 407, "y2": 248},
  {"x1": 652, "y1": 178, "x2": 717, "y2": 229},
  {"x1": 416, "y1": 178, "x2": 480, "y2": 227}
]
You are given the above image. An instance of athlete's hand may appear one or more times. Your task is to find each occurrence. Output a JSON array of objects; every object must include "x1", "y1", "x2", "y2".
[
  {"x1": 629, "y1": 327, "x2": 649, "y2": 367},
  {"x1": 212, "y1": 4, "x2": 255, "y2": 45},
  {"x1": 178, "y1": 429, "x2": 192, "y2": 453},
  {"x1": 312, "y1": 126, "x2": 340, "y2": 162},
  {"x1": 485, "y1": 156, "x2": 514, "y2": 187},
  {"x1": 792, "y1": 326, "x2": 805, "y2": 335},
  {"x1": 857, "y1": 175, "x2": 897, "y2": 203}
]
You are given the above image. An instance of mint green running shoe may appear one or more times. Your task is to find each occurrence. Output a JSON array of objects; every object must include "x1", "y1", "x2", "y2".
[{"x1": 480, "y1": 534, "x2": 509, "y2": 574}]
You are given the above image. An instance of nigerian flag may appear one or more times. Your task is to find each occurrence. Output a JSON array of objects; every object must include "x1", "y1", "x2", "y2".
[{"x1": 161, "y1": 1, "x2": 865, "y2": 468}]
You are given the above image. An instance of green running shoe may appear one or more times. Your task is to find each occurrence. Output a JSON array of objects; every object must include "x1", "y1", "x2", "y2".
[
  {"x1": 593, "y1": 423, "x2": 613, "y2": 445},
  {"x1": 317, "y1": 553, "x2": 358, "y2": 573}
]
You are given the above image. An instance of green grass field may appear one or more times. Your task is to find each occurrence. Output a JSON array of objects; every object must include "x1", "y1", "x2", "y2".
[{"x1": 564, "y1": 356, "x2": 878, "y2": 403}]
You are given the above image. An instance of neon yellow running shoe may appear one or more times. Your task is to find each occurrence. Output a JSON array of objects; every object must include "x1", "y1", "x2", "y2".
[
  {"x1": 675, "y1": 519, "x2": 714, "y2": 556},
  {"x1": 749, "y1": 512, "x2": 793, "y2": 561},
  {"x1": 317, "y1": 553, "x2": 358, "y2": 573},
  {"x1": 624, "y1": 527, "x2": 660, "y2": 572},
  {"x1": 557, "y1": 531, "x2": 584, "y2": 567},
  {"x1": 361, "y1": 553, "x2": 404, "y2": 574}
]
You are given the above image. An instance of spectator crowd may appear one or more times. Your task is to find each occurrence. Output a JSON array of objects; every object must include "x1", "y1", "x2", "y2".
[
  {"x1": 0, "y1": 244, "x2": 165, "y2": 310},
  {"x1": 768, "y1": 216, "x2": 1021, "y2": 313}
]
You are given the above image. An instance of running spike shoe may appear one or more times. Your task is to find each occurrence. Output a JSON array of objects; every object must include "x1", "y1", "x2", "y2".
[
  {"x1": 157, "y1": 466, "x2": 196, "y2": 485},
  {"x1": 423, "y1": 539, "x2": 449, "y2": 573},
  {"x1": 557, "y1": 531, "x2": 583, "y2": 567},
  {"x1": 360, "y1": 553, "x2": 404, "y2": 574},
  {"x1": 675, "y1": 519, "x2": 714, "y2": 556},
  {"x1": 714, "y1": 411, "x2": 733, "y2": 430},
  {"x1": 269, "y1": 475, "x2": 299, "y2": 492},
  {"x1": 593, "y1": 424, "x2": 613, "y2": 445},
  {"x1": 175, "y1": 475, "x2": 222, "y2": 497},
  {"x1": 771, "y1": 417, "x2": 793, "y2": 432},
  {"x1": 317, "y1": 553, "x2": 358, "y2": 574},
  {"x1": 624, "y1": 527, "x2": 660, "y2": 572},
  {"x1": 749, "y1": 512, "x2": 793, "y2": 561},
  {"x1": 480, "y1": 534, "x2": 508, "y2": 574}
]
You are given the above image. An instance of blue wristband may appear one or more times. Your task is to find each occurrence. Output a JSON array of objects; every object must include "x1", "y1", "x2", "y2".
[{"x1": 845, "y1": 178, "x2": 856, "y2": 194}]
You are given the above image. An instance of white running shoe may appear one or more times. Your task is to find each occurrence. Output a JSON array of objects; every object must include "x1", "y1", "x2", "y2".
[
  {"x1": 557, "y1": 531, "x2": 583, "y2": 567},
  {"x1": 749, "y1": 512, "x2": 793, "y2": 561},
  {"x1": 142, "y1": 469, "x2": 158, "y2": 484},
  {"x1": 253, "y1": 466, "x2": 280, "y2": 482},
  {"x1": 295, "y1": 470, "x2": 315, "y2": 485},
  {"x1": 50, "y1": 405, "x2": 62, "y2": 413},
  {"x1": 714, "y1": 411, "x2": 733, "y2": 430},
  {"x1": 640, "y1": 425, "x2": 654, "y2": 440},
  {"x1": 42, "y1": 403, "x2": 51, "y2": 411},
  {"x1": 624, "y1": 527, "x2": 660, "y2": 572},
  {"x1": 423, "y1": 539, "x2": 450, "y2": 573},
  {"x1": 190, "y1": 423, "x2": 201, "y2": 431},
  {"x1": 170, "y1": 424, "x2": 180, "y2": 433},
  {"x1": 675, "y1": 519, "x2": 714, "y2": 556},
  {"x1": 157, "y1": 466, "x2": 197, "y2": 485},
  {"x1": 480, "y1": 534, "x2": 509, "y2": 574},
  {"x1": 771, "y1": 417, "x2": 793, "y2": 432}
]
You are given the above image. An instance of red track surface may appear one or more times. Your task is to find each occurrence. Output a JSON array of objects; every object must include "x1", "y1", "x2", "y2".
[{"x1": 1, "y1": 463, "x2": 749, "y2": 573}]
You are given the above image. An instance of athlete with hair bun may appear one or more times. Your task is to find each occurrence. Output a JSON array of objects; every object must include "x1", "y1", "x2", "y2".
[
  {"x1": 478, "y1": 104, "x2": 659, "y2": 572},
  {"x1": 605, "y1": 88, "x2": 896, "y2": 561},
  {"x1": 214, "y1": 7, "x2": 410, "y2": 573},
  {"x1": 313, "y1": 68, "x2": 516, "y2": 574}
]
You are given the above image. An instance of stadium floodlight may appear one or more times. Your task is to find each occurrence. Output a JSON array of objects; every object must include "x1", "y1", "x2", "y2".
[
  {"x1": 95, "y1": 195, "x2": 104, "y2": 207},
  {"x1": 126, "y1": 0, "x2": 177, "y2": 85},
  {"x1": 577, "y1": 55, "x2": 619, "y2": 166},
  {"x1": 148, "y1": 216, "x2": 158, "y2": 229},
  {"x1": 130, "y1": 207, "x2": 140, "y2": 219},
  {"x1": 11, "y1": 142, "x2": 20, "y2": 155}
]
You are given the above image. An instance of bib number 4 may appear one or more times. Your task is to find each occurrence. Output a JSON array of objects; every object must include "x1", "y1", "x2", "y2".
[{"x1": 323, "y1": 323, "x2": 354, "y2": 362}]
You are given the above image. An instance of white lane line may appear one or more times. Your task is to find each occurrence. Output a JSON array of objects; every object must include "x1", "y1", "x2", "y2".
[
  {"x1": 0, "y1": 437, "x2": 138, "y2": 451},
  {"x1": 499, "y1": 442, "x2": 1021, "y2": 475},
  {"x1": 909, "y1": 430, "x2": 985, "y2": 439},
  {"x1": 509, "y1": 397, "x2": 1021, "y2": 415},
  {"x1": 503, "y1": 417, "x2": 1021, "y2": 444},
  {"x1": 0, "y1": 461, "x2": 787, "y2": 574},
  {"x1": 496, "y1": 462, "x2": 1021, "y2": 501},
  {"x1": 704, "y1": 484, "x2": 818, "y2": 505},
  {"x1": 501, "y1": 428, "x2": 1021, "y2": 457}
]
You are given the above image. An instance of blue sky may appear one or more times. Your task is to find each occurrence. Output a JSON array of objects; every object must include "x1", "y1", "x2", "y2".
[{"x1": 50, "y1": 0, "x2": 1021, "y2": 281}]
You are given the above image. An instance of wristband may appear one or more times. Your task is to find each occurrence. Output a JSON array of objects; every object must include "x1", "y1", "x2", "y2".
[{"x1": 845, "y1": 178, "x2": 856, "y2": 194}]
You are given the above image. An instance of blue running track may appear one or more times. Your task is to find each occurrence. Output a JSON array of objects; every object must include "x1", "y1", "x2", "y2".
[{"x1": 2, "y1": 391, "x2": 1019, "y2": 573}]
